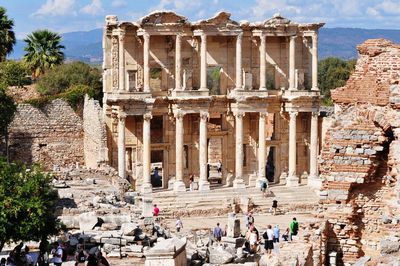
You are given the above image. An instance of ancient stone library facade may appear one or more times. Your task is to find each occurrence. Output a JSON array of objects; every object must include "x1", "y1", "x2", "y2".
[{"x1": 102, "y1": 11, "x2": 324, "y2": 192}]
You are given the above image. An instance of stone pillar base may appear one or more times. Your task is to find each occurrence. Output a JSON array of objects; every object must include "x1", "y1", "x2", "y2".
[
  {"x1": 141, "y1": 183, "x2": 153, "y2": 194},
  {"x1": 142, "y1": 195, "x2": 153, "y2": 217},
  {"x1": 198, "y1": 180, "x2": 210, "y2": 191},
  {"x1": 286, "y1": 175, "x2": 299, "y2": 187},
  {"x1": 255, "y1": 177, "x2": 268, "y2": 188},
  {"x1": 233, "y1": 178, "x2": 246, "y2": 189},
  {"x1": 308, "y1": 175, "x2": 322, "y2": 189},
  {"x1": 173, "y1": 181, "x2": 186, "y2": 192}
]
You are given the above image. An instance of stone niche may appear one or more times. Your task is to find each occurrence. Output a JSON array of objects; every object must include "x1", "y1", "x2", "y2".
[{"x1": 144, "y1": 237, "x2": 187, "y2": 266}]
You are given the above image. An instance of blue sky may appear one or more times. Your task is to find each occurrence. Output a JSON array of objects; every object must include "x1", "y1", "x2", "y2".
[{"x1": 1, "y1": 0, "x2": 400, "y2": 39}]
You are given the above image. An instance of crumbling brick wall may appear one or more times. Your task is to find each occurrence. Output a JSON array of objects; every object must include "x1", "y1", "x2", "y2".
[
  {"x1": 7, "y1": 99, "x2": 84, "y2": 169},
  {"x1": 320, "y1": 39, "x2": 400, "y2": 265}
]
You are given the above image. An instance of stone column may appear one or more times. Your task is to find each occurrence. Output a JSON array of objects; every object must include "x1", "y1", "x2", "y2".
[
  {"x1": 311, "y1": 33, "x2": 318, "y2": 91},
  {"x1": 233, "y1": 111, "x2": 246, "y2": 189},
  {"x1": 289, "y1": 36, "x2": 296, "y2": 90},
  {"x1": 118, "y1": 113, "x2": 126, "y2": 179},
  {"x1": 257, "y1": 112, "x2": 268, "y2": 187},
  {"x1": 175, "y1": 34, "x2": 182, "y2": 90},
  {"x1": 308, "y1": 111, "x2": 320, "y2": 188},
  {"x1": 118, "y1": 30, "x2": 126, "y2": 91},
  {"x1": 235, "y1": 32, "x2": 243, "y2": 90},
  {"x1": 143, "y1": 32, "x2": 150, "y2": 92},
  {"x1": 142, "y1": 113, "x2": 152, "y2": 193},
  {"x1": 259, "y1": 34, "x2": 266, "y2": 90},
  {"x1": 287, "y1": 111, "x2": 299, "y2": 186},
  {"x1": 200, "y1": 32, "x2": 208, "y2": 91},
  {"x1": 174, "y1": 111, "x2": 186, "y2": 192},
  {"x1": 199, "y1": 111, "x2": 210, "y2": 191}
]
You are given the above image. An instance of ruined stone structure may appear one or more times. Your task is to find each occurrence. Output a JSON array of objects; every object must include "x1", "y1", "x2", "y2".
[
  {"x1": 102, "y1": 11, "x2": 324, "y2": 192},
  {"x1": 320, "y1": 39, "x2": 400, "y2": 264}
]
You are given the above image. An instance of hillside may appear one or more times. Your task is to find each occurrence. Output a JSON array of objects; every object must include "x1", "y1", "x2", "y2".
[{"x1": 8, "y1": 27, "x2": 400, "y2": 63}]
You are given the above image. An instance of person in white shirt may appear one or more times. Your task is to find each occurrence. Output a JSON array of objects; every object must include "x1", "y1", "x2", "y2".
[
  {"x1": 51, "y1": 242, "x2": 63, "y2": 266},
  {"x1": 175, "y1": 217, "x2": 183, "y2": 232},
  {"x1": 263, "y1": 225, "x2": 275, "y2": 254}
]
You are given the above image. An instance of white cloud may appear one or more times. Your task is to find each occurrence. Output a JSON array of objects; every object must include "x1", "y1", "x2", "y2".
[
  {"x1": 80, "y1": 0, "x2": 103, "y2": 15},
  {"x1": 375, "y1": 0, "x2": 400, "y2": 15},
  {"x1": 111, "y1": 0, "x2": 127, "y2": 8},
  {"x1": 250, "y1": 0, "x2": 300, "y2": 20},
  {"x1": 32, "y1": 0, "x2": 76, "y2": 17}
]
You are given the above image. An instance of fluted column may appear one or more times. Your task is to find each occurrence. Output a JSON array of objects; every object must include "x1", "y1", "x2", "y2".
[
  {"x1": 143, "y1": 32, "x2": 150, "y2": 92},
  {"x1": 199, "y1": 111, "x2": 210, "y2": 191},
  {"x1": 308, "y1": 111, "x2": 320, "y2": 188},
  {"x1": 233, "y1": 111, "x2": 246, "y2": 189},
  {"x1": 259, "y1": 34, "x2": 266, "y2": 90},
  {"x1": 311, "y1": 33, "x2": 318, "y2": 91},
  {"x1": 142, "y1": 113, "x2": 152, "y2": 193},
  {"x1": 118, "y1": 30, "x2": 126, "y2": 91},
  {"x1": 257, "y1": 112, "x2": 268, "y2": 187},
  {"x1": 174, "y1": 111, "x2": 186, "y2": 192},
  {"x1": 287, "y1": 111, "x2": 299, "y2": 186},
  {"x1": 200, "y1": 32, "x2": 208, "y2": 91},
  {"x1": 175, "y1": 34, "x2": 182, "y2": 90},
  {"x1": 235, "y1": 32, "x2": 243, "y2": 90},
  {"x1": 118, "y1": 113, "x2": 126, "y2": 179},
  {"x1": 289, "y1": 36, "x2": 296, "y2": 90}
]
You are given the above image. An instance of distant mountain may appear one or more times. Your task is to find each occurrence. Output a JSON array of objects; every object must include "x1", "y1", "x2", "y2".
[{"x1": 8, "y1": 27, "x2": 400, "y2": 63}]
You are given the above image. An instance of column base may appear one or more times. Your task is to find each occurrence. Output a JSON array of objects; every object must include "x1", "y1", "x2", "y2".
[
  {"x1": 311, "y1": 86, "x2": 319, "y2": 91},
  {"x1": 199, "y1": 87, "x2": 209, "y2": 91},
  {"x1": 308, "y1": 175, "x2": 322, "y2": 189},
  {"x1": 173, "y1": 180, "x2": 186, "y2": 192},
  {"x1": 256, "y1": 177, "x2": 268, "y2": 188},
  {"x1": 141, "y1": 183, "x2": 153, "y2": 194},
  {"x1": 233, "y1": 178, "x2": 246, "y2": 189},
  {"x1": 141, "y1": 194, "x2": 153, "y2": 218},
  {"x1": 198, "y1": 180, "x2": 210, "y2": 191},
  {"x1": 286, "y1": 175, "x2": 300, "y2": 187}
]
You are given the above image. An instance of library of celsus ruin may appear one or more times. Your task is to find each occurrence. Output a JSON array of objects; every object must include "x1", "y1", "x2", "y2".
[{"x1": 102, "y1": 11, "x2": 324, "y2": 193}]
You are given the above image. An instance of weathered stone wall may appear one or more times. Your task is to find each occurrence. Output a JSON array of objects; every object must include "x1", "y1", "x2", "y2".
[
  {"x1": 83, "y1": 95, "x2": 108, "y2": 168},
  {"x1": 319, "y1": 39, "x2": 400, "y2": 265},
  {"x1": 7, "y1": 99, "x2": 84, "y2": 169}
]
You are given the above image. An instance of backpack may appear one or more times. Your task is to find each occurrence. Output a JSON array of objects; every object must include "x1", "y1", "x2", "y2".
[
  {"x1": 61, "y1": 248, "x2": 68, "y2": 262},
  {"x1": 262, "y1": 182, "x2": 267, "y2": 189},
  {"x1": 78, "y1": 250, "x2": 86, "y2": 263},
  {"x1": 293, "y1": 222, "x2": 299, "y2": 234},
  {"x1": 263, "y1": 231, "x2": 268, "y2": 240}
]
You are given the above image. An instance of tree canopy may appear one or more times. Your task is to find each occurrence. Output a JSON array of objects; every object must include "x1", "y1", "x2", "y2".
[
  {"x1": 318, "y1": 57, "x2": 356, "y2": 105},
  {"x1": 0, "y1": 7, "x2": 16, "y2": 62},
  {"x1": 0, "y1": 84, "x2": 16, "y2": 139},
  {"x1": 0, "y1": 158, "x2": 63, "y2": 252},
  {"x1": 23, "y1": 30, "x2": 65, "y2": 79},
  {"x1": 0, "y1": 60, "x2": 30, "y2": 87}
]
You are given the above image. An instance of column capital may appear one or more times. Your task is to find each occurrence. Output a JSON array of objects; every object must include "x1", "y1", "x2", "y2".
[
  {"x1": 237, "y1": 31, "x2": 243, "y2": 40},
  {"x1": 311, "y1": 111, "x2": 319, "y2": 118},
  {"x1": 234, "y1": 110, "x2": 245, "y2": 119},
  {"x1": 118, "y1": 30, "x2": 126, "y2": 41},
  {"x1": 200, "y1": 111, "x2": 209, "y2": 121},
  {"x1": 290, "y1": 35, "x2": 297, "y2": 41},
  {"x1": 143, "y1": 31, "x2": 150, "y2": 41},
  {"x1": 118, "y1": 113, "x2": 127, "y2": 121},
  {"x1": 143, "y1": 113, "x2": 153, "y2": 121},
  {"x1": 259, "y1": 112, "x2": 268, "y2": 119},
  {"x1": 289, "y1": 111, "x2": 298, "y2": 118},
  {"x1": 174, "y1": 110, "x2": 185, "y2": 120}
]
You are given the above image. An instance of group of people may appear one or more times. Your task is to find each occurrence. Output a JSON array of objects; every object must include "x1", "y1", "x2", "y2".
[{"x1": 1, "y1": 243, "x2": 34, "y2": 266}]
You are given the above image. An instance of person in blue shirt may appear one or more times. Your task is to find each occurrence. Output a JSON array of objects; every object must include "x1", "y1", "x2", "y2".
[
  {"x1": 273, "y1": 225, "x2": 280, "y2": 243},
  {"x1": 213, "y1": 223, "x2": 223, "y2": 242}
]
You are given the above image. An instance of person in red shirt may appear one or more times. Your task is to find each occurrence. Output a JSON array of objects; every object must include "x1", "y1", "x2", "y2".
[{"x1": 153, "y1": 204, "x2": 160, "y2": 217}]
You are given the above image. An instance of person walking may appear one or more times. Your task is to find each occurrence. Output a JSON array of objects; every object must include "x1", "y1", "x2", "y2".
[
  {"x1": 282, "y1": 228, "x2": 290, "y2": 241},
  {"x1": 271, "y1": 199, "x2": 278, "y2": 215},
  {"x1": 263, "y1": 225, "x2": 274, "y2": 254},
  {"x1": 217, "y1": 160, "x2": 222, "y2": 174},
  {"x1": 175, "y1": 217, "x2": 183, "y2": 232},
  {"x1": 289, "y1": 217, "x2": 299, "y2": 241},
  {"x1": 273, "y1": 225, "x2": 280, "y2": 243},
  {"x1": 213, "y1": 223, "x2": 223, "y2": 243},
  {"x1": 51, "y1": 242, "x2": 63, "y2": 266},
  {"x1": 74, "y1": 244, "x2": 87, "y2": 266}
]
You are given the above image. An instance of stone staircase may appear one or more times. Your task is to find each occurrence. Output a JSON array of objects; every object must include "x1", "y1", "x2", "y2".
[{"x1": 152, "y1": 184, "x2": 319, "y2": 218}]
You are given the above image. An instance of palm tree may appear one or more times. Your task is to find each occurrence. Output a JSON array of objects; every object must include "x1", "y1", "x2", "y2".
[
  {"x1": 0, "y1": 7, "x2": 16, "y2": 62},
  {"x1": 23, "y1": 30, "x2": 65, "y2": 79}
]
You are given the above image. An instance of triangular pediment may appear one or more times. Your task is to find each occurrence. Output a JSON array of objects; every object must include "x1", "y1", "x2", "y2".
[{"x1": 264, "y1": 13, "x2": 291, "y2": 26}]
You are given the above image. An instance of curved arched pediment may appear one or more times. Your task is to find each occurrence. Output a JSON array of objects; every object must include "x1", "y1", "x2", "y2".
[
  {"x1": 196, "y1": 11, "x2": 240, "y2": 29},
  {"x1": 139, "y1": 11, "x2": 189, "y2": 26}
]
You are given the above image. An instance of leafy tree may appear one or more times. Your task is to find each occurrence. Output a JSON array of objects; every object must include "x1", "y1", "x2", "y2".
[
  {"x1": 36, "y1": 61, "x2": 102, "y2": 95},
  {"x1": 0, "y1": 60, "x2": 30, "y2": 87},
  {"x1": 0, "y1": 158, "x2": 63, "y2": 252},
  {"x1": 0, "y1": 7, "x2": 16, "y2": 62},
  {"x1": 0, "y1": 84, "x2": 16, "y2": 163},
  {"x1": 23, "y1": 30, "x2": 65, "y2": 79},
  {"x1": 318, "y1": 57, "x2": 356, "y2": 105}
]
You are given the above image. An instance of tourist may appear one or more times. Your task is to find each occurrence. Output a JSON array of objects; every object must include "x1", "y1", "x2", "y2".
[
  {"x1": 282, "y1": 228, "x2": 290, "y2": 241},
  {"x1": 189, "y1": 174, "x2": 194, "y2": 191},
  {"x1": 213, "y1": 223, "x2": 223, "y2": 242},
  {"x1": 96, "y1": 251, "x2": 110, "y2": 266},
  {"x1": 263, "y1": 225, "x2": 274, "y2": 254},
  {"x1": 289, "y1": 217, "x2": 299, "y2": 241},
  {"x1": 273, "y1": 225, "x2": 280, "y2": 243},
  {"x1": 153, "y1": 204, "x2": 160, "y2": 217},
  {"x1": 248, "y1": 212, "x2": 255, "y2": 226},
  {"x1": 217, "y1": 160, "x2": 222, "y2": 174},
  {"x1": 74, "y1": 244, "x2": 87, "y2": 266},
  {"x1": 86, "y1": 253, "x2": 97, "y2": 266},
  {"x1": 223, "y1": 224, "x2": 228, "y2": 236},
  {"x1": 271, "y1": 198, "x2": 278, "y2": 215},
  {"x1": 23, "y1": 246, "x2": 34, "y2": 266},
  {"x1": 244, "y1": 212, "x2": 250, "y2": 229},
  {"x1": 261, "y1": 180, "x2": 268, "y2": 197},
  {"x1": 207, "y1": 163, "x2": 210, "y2": 179},
  {"x1": 51, "y1": 242, "x2": 63, "y2": 266},
  {"x1": 249, "y1": 227, "x2": 259, "y2": 254},
  {"x1": 0, "y1": 258, "x2": 5, "y2": 266},
  {"x1": 175, "y1": 217, "x2": 183, "y2": 232}
]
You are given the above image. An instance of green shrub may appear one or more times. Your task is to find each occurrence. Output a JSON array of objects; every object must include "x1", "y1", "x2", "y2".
[
  {"x1": 36, "y1": 61, "x2": 102, "y2": 96},
  {"x1": 0, "y1": 60, "x2": 30, "y2": 87}
]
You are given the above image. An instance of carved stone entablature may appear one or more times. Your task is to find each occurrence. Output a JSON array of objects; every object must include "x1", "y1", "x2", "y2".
[{"x1": 139, "y1": 11, "x2": 190, "y2": 26}]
